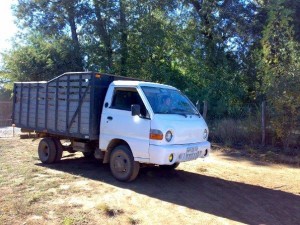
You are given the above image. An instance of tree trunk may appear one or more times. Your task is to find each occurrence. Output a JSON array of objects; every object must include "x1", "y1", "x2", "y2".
[
  {"x1": 65, "y1": 3, "x2": 83, "y2": 70},
  {"x1": 189, "y1": 0, "x2": 213, "y2": 40},
  {"x1": 119, "y1": 0, "x2": 128, "y2": 76},
  {"x1": 93, "y1": 0, "x2": 113, "y2": 71},
  {"x1": 69, "y1": 14, "x2": 79, "y2": 44}
]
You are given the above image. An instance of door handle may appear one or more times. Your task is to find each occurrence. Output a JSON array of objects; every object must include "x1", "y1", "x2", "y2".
[{"x1": 107, "y1": 116, "x2": 113, "y2": 120}]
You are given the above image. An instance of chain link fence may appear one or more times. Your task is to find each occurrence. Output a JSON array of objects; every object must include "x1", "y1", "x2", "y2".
[
  {"x1": 204, "y1": 103, "x2": 261, "y2": 146},
  {"x1": 264, "y1": 101, "x2": 300, "y2": 149},
  {"x1": 1, "y1": 100, "x2": 299, "y2": 148},
  {"x1": 202, "y1": 101, "x2": 299, "y2": 149},
  {"x1": 0, "y1": 101, "x2": 13, "y2": 127},
  {"x1": 0, "y1": 126, "x2": 21, "y2": 138},
  {"x1": 0, "y1": 101, "x2": 19, "y2": 138}
]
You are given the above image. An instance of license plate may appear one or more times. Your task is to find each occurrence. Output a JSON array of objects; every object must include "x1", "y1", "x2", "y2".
[
  {"x1": 186, "y1": 146, "x2": 199, "y2": 154},
  {"x1": 178, "y1": 146, "x2": 200, "y2": 162}
]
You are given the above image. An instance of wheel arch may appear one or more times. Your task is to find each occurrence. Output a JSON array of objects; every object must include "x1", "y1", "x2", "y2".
[{"x1": 103, "y1": 138, "x2": 130, "y2": 163}]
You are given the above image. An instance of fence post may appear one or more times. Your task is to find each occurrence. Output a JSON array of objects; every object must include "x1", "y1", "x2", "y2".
[
  {"x1": 261, "y1": 101, "x2": 266, "y2": 146},
  {"x1": 203, "y1": 101, "x2": 207, "y2": 119}
]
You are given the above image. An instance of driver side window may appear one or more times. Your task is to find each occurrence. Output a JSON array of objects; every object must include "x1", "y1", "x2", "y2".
[{"x1": 111, "y1": 88, "x2": 148, "y2": 117}]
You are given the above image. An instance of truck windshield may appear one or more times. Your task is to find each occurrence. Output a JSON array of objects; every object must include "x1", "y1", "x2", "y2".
[{"x1": 141, "y1": 86, "x2": 199, "y2": 116}]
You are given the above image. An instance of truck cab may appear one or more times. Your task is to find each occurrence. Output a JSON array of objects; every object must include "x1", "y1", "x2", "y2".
[{"x1": 100, "y1": 81, "x2": 210, "y2": 181}]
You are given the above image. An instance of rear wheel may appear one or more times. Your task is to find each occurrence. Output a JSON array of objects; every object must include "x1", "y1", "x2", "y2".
[
  {"x1": 82, "y1": 151, "x2": 94, "y2": 159},
  {"x1": 38, "y1": 138, "x2": 57, "y2": 164},
  {"x1": 110, "y1": 145, "x2": 140, "y2": 182},
  {"x1": 53, "y1": 138, "x2": 63, "y2": 162}
]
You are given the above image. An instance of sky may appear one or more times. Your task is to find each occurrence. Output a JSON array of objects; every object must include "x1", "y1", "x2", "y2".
[{"x1": 0, "y1": 0, "x2": 18, "y2": 55}]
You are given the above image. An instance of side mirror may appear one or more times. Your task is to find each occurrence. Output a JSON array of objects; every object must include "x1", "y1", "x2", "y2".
[{"x1": 131, "y1": 104, "x2": 141, "y2": 116}]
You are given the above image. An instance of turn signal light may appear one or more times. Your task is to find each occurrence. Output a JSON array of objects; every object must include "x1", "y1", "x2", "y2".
[{"x1": 150, "y1": 129, "x2": 163, "y2": 140}]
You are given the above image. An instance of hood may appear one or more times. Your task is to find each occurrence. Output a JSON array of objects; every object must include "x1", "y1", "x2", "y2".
[{"x1": 150, "y1": 114, "x2": 209, "y2": 145}]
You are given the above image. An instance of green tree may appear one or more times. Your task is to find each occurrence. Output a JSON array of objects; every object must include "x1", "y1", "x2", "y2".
[
  {"x1": 1, "y1": 35, "x2": 83, "y2": 86},
  {"x1": 13, "y1": 0, "x2": 87, "y2": 69},
  {"x1": 259, "y1": 0, "x2": 300, "y2": 149},
  {"x1": 177, "y1": 0, "x2": 260, "y2": 116},
  {"x1": 125, "y1": 4, "x2": 184, "y2": 84}
]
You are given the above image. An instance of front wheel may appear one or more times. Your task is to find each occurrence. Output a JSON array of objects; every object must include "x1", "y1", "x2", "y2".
[{"x1": 110, "y1": 145, "x2": 140, "y2": 182}]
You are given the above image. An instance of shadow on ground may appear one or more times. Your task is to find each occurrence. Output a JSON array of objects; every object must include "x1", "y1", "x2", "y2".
[
  {"x1": 37, "y1": 156, "x2": 300, "y2": 225},
  {"x1": 212, "y1": 144, "x2": 300, "y2": 168}
]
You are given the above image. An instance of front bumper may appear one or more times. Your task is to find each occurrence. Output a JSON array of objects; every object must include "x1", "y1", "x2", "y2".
[{"x1": 148, "y1": 141, "x2": 211, "y2": 165}]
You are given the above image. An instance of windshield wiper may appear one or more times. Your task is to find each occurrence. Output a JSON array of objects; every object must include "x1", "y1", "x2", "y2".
[
  {"x1": 157, "y1": 112, "x2": 188, "y2": 118},
  {"x1": 180, "y1": 109, "x2": 201, "y2": 117},
  {"x1": 170, "y1": 113, "x2": 188, "y2": 118},
  {"x1": 172, "y1": 108, "x2": 191, "y2": 118}
]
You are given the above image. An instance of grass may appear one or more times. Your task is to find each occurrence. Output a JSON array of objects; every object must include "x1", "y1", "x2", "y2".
[
  {"x1": 27, "y1": 192, "x2": 45, "y2": 205},
  {"x1": 1, "y1": 137, "x2": 299, "y2": 225},
  {"x1": 61, "y1": 211, "x2": 92, "y2": 225},
  {"x1": 63, "y1": 217, "x2": 75, "y2": 225},
  {"x1": 197, "y1": 167, "x2": 208, "y2": 173},
  {"x1": 96, "y1": 203, "x2": 125, "y2": 217},
  {"x1": 0, "y1": 137, "x2": 129, "y2": 224},
  {"x1": 0, "y1": 175, "x2": 5, "y2": 184},
  {"x1": 214, "y1": 142, "x2": 300, "y2": 166},
  {"x1": 128, "y1": 216, "x2": 141, "y2": 225}
]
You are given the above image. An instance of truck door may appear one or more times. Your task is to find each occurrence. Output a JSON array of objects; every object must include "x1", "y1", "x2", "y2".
[{"x1": 100, "y1": 87, "x2": 150, "y2": 161}]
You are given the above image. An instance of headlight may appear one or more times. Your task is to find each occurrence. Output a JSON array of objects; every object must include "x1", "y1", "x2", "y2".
[
  {"x1": 203, "y1": 129, "x2": 208, "y2": 140},
  {"x1": 165, "y1": 130, "x2": 173, "y2": 142}
]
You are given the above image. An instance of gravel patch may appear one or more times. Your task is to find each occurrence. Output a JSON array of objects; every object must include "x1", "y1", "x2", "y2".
[{"x1": 0, "y1": 126, "x2": 21, "y2": 138}]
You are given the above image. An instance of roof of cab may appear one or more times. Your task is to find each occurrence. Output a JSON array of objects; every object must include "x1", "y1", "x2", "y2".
[{"x1": 111, "y1": 80, "x2": 177, "y2": 90}]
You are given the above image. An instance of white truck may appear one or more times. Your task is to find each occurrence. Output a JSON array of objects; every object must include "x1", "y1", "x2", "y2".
[{"x1": 12, "y1": 72, "x2": 210, "y2": 181}]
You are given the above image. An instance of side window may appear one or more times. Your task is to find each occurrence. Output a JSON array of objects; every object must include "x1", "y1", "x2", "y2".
[
  {"x1": 111, "y1": 88, "x2": 147, "y2": 116},
  {"x1": 111, "y1": 90, "x2": 132, "y2": 110}
]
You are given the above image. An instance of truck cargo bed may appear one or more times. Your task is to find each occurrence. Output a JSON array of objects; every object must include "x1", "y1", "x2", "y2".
[{"x1": 12, "y1": 72, "x2": 136, "y2": 140}]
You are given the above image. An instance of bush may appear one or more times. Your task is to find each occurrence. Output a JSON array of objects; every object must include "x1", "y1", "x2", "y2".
[{"x1": 209, "y1": 117, "x2": 261, "y2": 146}]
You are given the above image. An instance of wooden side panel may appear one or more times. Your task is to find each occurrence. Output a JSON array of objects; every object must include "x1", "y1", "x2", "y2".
[
  {"x1": 12, "y1": 72, "x2": 124, "y2": 140},
  {"x1": 37, "y1": 85, "x2": 46, "y2": 128},
  {"x1": 13, "y1": 84, "x2": 21, "y2": 124},
  {"x1": 13, "y1": 82, "x2": 47, "y2": 130},
  {"x1": 43, "y1": 73, "x2": 93, "y2": 137}
]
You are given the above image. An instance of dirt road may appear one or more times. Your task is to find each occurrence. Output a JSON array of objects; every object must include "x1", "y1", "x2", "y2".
[{"x1": 0, "y1": 137, "x2": 299, "y2": 225}]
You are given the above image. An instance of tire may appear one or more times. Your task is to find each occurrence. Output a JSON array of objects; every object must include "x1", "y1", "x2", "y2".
[
  {"x1": 110, "y1": 145, "x2": 140, "y2": 182},
  {"x1": 38, "y1": 138, "x2": 57, "y2": 164},
  {"x1": 53, "y1": 138, "x2": 63, "y2": 162},
  {"x1": 82, "y1": 151, "x2": 94, "y2": 159},
  {"x1": 159, "y1": 162, "x2": 180, "y2": 170}
]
